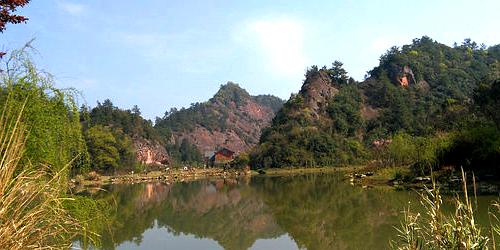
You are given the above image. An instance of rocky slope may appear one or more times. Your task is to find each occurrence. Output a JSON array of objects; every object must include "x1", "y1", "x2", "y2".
[
  {"x1": 133, "y1": 138, "x2": 170, "y2": 165},
  {"x1": 155, "y1": 82, "x2": 284, "y2": 154}
]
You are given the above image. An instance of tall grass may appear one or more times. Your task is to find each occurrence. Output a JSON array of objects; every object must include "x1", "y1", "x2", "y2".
[
  {"x1": 0, "y1": 97, "x2": 80, "y2": 249},
  {"x1": 392, "y1": 169, "x2": 491, "y2": 249}
]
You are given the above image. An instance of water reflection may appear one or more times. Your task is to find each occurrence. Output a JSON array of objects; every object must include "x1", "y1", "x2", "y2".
[{"x1": 80, "y1": 173, "x2": 497, "y2": 250}]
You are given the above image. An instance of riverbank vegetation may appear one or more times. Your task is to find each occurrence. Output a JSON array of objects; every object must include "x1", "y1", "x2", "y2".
[
  {"x1": 392, "y1": 170, "x2": 500, "y2": 249},
  {"x1": 0, "y1": 93, "x2": 81, "y2": 249}
]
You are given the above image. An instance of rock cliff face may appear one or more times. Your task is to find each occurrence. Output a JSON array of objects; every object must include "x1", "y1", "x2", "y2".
[
  {"x1": 155, "y1": 82, "x2": 284, "y2": 154},
  {"x1": 299, "y1": 70, "x2": 339, "y2": 116},
  {"x1": 134, "y1": 138, "x2": 170, "y2": 165}
]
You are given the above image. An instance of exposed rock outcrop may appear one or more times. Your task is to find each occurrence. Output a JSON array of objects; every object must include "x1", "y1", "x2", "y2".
[
  {"x1": 397, "y1": 65, "x2": 417, "y2": 87},
  {"x1": 299, "y1": 70, "x2": 339, "y2": 116},
  {"x1": 134, "y1": 138, "x2": 170, "y2": 165}
]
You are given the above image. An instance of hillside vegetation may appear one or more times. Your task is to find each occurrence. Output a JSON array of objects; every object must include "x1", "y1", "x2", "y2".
[
  {"x1": 251, "y1": 37, "x2": 500, "y2": 173},
  {"x1": 155, "y1": 82, "x2": 283, "y2": 156}
]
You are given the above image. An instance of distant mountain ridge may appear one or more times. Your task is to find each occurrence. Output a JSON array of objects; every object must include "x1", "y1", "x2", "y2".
[{"x1": 155, "y1": 82, "x2": 284, "y2": 155}]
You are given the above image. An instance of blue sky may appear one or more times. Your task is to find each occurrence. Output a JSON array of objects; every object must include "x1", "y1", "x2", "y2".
[{"x1": 1, "y1": 0, "x2": 499, "y2": 120}]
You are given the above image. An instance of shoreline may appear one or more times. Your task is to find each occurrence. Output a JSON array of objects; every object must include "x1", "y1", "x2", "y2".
[
  {"x1": 71, "y1": 168, "x2": 250, "y2": 188},
  {"x1": 71, "y1": 165, "x2": 500, "y2": 194},
  {"x1": 72, "y1": 165, "x2": 369, "y2": 188}
]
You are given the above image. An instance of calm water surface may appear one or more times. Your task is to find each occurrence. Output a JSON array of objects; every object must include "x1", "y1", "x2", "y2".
[{"x1": 76, "y1": 173, "x2": 498, "y2": 250}]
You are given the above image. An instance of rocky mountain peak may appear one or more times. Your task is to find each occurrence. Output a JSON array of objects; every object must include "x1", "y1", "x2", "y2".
[
  {"x1": 156, "y1": 83, "x2": 284, "y2": 155},
  {"x1": 299, "y1": 69, "x2": 339, "y2": 115}
]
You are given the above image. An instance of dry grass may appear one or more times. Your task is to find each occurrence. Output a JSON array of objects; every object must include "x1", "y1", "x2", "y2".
[
  {"x1": 393, "y1": 169, "x2": 490, "y2": 249},
  {"x1": 0, "y1": 98, "x2": 81, "y2": 249}
]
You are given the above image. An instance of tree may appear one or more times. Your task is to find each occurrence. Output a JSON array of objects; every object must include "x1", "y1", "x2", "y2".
[
  {"x1": 1, "y1": 0, "x2": 30, "y2": 56},
  {"x1": 0, "y1": 0, "x2": 29, "y2": 32},
  {"x1": 85, "y1": 125, "x2": 120, "y2": 172},
  {"x1": 328, "y1": 61, "x2": 349, "y2": 85},
  {"x1": 131, "y1": 105, "x2": 141, "y2": 116},
  {"x1": 475, "y1": 80, "x2": 500, "y2": 128}
]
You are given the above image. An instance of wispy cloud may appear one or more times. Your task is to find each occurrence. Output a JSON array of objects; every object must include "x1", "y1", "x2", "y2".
[
  {"x1": 236, "y1": 17, "x2": 308, "y2": 76},
  {"x1": 57, "y1": 1, "x2": 86, "y2": 16}
]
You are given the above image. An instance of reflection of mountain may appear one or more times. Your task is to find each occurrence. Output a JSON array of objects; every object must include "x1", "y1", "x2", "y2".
[
  {"x1": 95, "y1": 179, "x2": 283, "y2": 250},
  {"x1": 252, "y1": 174, "x2": 419, "y2": 250},
  {"x1": 89, "y1": 174, "x2": 496, "y2": 250},
  {"x1": 156, "y1": 180, "x2": 283, "y2": 250}
]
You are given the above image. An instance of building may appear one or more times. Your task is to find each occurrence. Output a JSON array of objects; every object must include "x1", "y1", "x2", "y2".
[{"x1": 209, "y1": 148, "x2": 235, "y2": 167}]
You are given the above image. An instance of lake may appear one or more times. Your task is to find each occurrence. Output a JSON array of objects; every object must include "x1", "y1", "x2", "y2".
[{"x1": 74, "y1": 172, "x2": 499, "y2": 250}]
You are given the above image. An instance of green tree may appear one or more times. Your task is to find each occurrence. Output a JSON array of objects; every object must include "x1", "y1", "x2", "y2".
[
  {"x1": 86, "y1": 125, "x2": 120, "y2": 172},
  {"x1": 327, "y1": 61, "x2": 349, "y2": 84},
  {"x1": 0, "y1": 47, "x2": 89, "y2": 177}
]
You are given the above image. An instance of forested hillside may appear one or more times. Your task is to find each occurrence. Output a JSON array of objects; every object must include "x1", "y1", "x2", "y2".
[
  {"x1": 251, "y1": 37, "x2": 500, "y2": 171},
  {"x1": 155, "y1": 82, "x2": 284, "y2": 156},
  {"x1": 79, "y1": 100, "x2": 169, "y2": 174}
]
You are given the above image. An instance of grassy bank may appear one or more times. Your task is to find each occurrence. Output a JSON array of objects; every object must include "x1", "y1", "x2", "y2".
[{"x1": 72, "y1": 167, "x2": 251, "y2": 187}]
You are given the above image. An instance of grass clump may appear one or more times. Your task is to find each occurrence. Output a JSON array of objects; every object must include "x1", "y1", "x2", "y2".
[
  {"x1": 0, "y1": 98, "x2": 82, "y2": 249},
  {"x1": 392, "y1": 169, "x2": 490, "y2": 249}
]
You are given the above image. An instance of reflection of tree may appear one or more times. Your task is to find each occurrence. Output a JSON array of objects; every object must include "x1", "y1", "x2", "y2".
[
  {"x1": 83, "y1": 173, "x2": 497, "y2": 249},
  {"x1": 252, "y1": 174, "x2": 420, "y2": 250},
  {"x1": 93, "y1": 179, "x2": 283, "y2": 250},
  {"x1": 156, "y1": 179, "x2": 283, "y2": 250},
  {"x1": 94, "y1": 183, "x2": 173, "y2": 250}
]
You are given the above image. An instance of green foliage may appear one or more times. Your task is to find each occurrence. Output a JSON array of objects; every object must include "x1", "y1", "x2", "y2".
[
  {"x1": 441, "y1": 125, "x2": 500, "y2": 171},
  {"x1": 0, "y1": 46, "x2": 89, "y2": 176},
  {"x1": 325, "y1": 60, "x2": 349, "y2": 84},
  {"x1": 327, "y1": 85, "x2": 363, "y2": 136},
  {"x1": 251, "y1": 70, "x2": 368, "y2": 168},
  {"x1": 86, "y1": 99, "x2": 159, "y2": 142},
  {"x1": 85, "y1": 125, "x2": 120, "y2": 171},
  {"x1": 475, "y1": 79, "x2": 500, "y2": 128},
  {"x1": 167, "y1": 138, "x2": 203, "y2": 164},
  {"x1": 365, "y1": 36, "x2": 500, "y2": 138},
  {"x1": 231, "y1": 153, "x2": 250, "y2": 169},
  {"x1": 252, "y1": 37, "x2": 500, "y2": 171},
  {"x1": 85, "y1": 125, "x2": 136, "y2": 173}
]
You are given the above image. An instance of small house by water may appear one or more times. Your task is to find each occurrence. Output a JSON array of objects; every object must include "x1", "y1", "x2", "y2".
[{"x1": 209, "y1": 148, "x2": 235, "y2": 167}]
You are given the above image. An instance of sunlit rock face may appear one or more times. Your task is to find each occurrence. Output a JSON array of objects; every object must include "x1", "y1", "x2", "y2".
[{"x1": 134, "y1": 138, "x2": 170, "y2": 165}]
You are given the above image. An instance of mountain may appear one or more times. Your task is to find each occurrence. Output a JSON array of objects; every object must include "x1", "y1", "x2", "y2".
[
  {"x1": 251, "y1": 36, "x2": 500, "y2": 169},
  {"x1": 155, "y1": 82, "x2": 284, "y2": 156}
]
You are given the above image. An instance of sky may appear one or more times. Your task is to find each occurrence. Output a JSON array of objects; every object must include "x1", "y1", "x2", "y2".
[{"x1": 1, "y1": 0, "x2": 499, "y2": 120}]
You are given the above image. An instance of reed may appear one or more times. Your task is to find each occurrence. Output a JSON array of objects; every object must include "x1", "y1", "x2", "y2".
[
  {"x1": 393, "y1": 169, "x2": 490, "y2": 249},
  {"x1": 0, "y1": 97, "x2": 80, "y2": 249}
]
